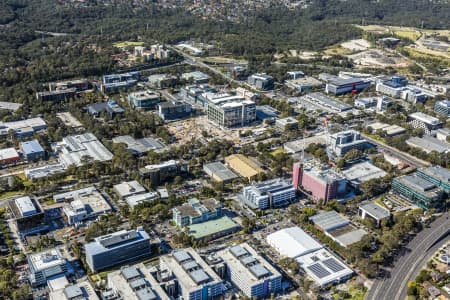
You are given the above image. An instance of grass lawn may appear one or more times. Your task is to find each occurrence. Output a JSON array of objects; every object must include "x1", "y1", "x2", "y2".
[
  {"x1": 393, "y1": 30, "x2": 421, "y2": 41},
  {"x1": 271, "y1": 148, "x2": 286, "y2": 156},
  {"x1": 113, "y1": 41, "x2": 144, "y2": 48},
  {"x1": 0, "y1": 191, "x2": 23, "y2": 200}
]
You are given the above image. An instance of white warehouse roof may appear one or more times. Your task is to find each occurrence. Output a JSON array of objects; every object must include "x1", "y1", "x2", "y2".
[{"x1": 267, "y1": 226, "x2": 323, "y2": 258}]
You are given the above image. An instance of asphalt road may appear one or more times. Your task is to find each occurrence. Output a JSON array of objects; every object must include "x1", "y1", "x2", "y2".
[
  {"x1": 366, "y1": 213, "x2": 450, "y2": 300},
  {"x1": 361, "y1": 134, "x2": 430, "y2": 168}
]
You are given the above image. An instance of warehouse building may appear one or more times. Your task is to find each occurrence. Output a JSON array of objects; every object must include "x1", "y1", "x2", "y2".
[
  {"x1": 203, "y1": 161, "x2": 238, "y2": 183},
  {"x1": 267, "y1": 227, "x2": 353, "y2": 287},
  {"x1": 217, "y1": 243, "x2": 282, "y2": 298},
  {"x1": 55, "y1": 133, "x2": 113, "y2": 167},
  {"x1": 105, "y1": 264, "x2": 169, "y2": 300},
  {"x1": 27, "y1": 249, "x2": 70, "y2": 287},
  {"x1": 0, "y1": 117, "x2": 47, "y2": 137},
  {"x1": 367, "y1": 122, "x2": 406, "y2": 136},
  {"x1": 358, "y1": 202, "x2": 391, "y2": 227},
  {"x1": 54, "y1": 187, "x2": 112, "y2": 225},
  {"x1": 20, "y1": 140, "x2": 45, "y2": 161},
  {"x1": 310, "y1": 211, "x2": 367, "y2": 247},
  {"x1": 128, "y1": 90, "x2": 161, "y2": 110},
  {"x1": 112, "y1": 135, "x2": 166, "y2": 155},
  {"x1": 25, "y1": 163, "x2": 65, "y2": 180},
  {"x1": 392, "y1": 175, "x2": 445, "y2": 210},
  {"x1": 406, "y1": 136, "x2": 450, "y2": 154},
  {"x1": 224, "y1": 154, "x2": 264, "y2": 181},
  {"x1": 85, "y1": 227, "x2": 151, "y2": 272},
  {"x1": 301, "y1": 92, "x2": 353, "y2": 113},
  {"x1": 242, "y1": 178, "x2": 296, "y2": 210},
  {"x1": 0, "y1": 148, "x2": 20, "y2": 165},
  {"x1": 248, "y1": 73, "x2": 274, "y2": 90}
]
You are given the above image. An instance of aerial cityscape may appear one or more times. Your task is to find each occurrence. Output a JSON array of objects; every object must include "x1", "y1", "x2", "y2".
[{"x1": 0, "y1": 0, "x2": 449, "y2": 299}]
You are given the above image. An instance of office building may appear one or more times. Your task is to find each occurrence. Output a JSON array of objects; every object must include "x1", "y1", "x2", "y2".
[
  {"x1": 85, "y1": 227, "x2": 151, "y2": 272},
  {"x1": 267, "y1": 227, "x2": 353, "y2": 287},
  {"x1": 48, "y1": 79, "x2": 90, "y2": 92},
  {"x1": 206, "y1": 93, "x2": 256, "y2": 127},
  {"x1": 256, "y1": 105, "x2": 278, "y2": 120},
  {"x1": 159, "y1": 249, "x2": 224, "y2": 300},
  {"x1": 125, "y1": 192, "x2": 159, "y2": 209},
  {"x1": 392, "y1": 175, "x2": 445, "y2": 209},
  {"x1": 157, "y1": 101, "x2": 192, "y2": 121},
  {"x1": 235, "y1": 87, "x2": 258, "y2": 101},
  {"x1": 436, "y1": 128, "x2": 450, "y2": 142},
  {"x1": 408, "y1": 112, "x2": 443, "y2": 135},
  {"x1": 203, "y1": 161, "x2": 238, "y2": 183},
  {"x1": 293, "y1": 162, "x2": 347, "y2": 203},
  {"x1": 358, "y1": 202, "x2": 391, "y2": 226},
  {"x1": 285, "y1": 76, "x2": 322, "y2": 93},
  {"x1": 217, "y1": 243, "x2": 282, "y2": 298},
  {"x1": 36, "y1": 88, "x2": 77, "y2": 102},
  {"x1": 376, "y1": 76, "x2": 408, "y2": 98},
  {"x1": 434, "y1": 100, "x2": 450, "y2": 118},
  {"x1": 321, "y1": 74, "x2": 370, "y2": 95},
  {"x1": 0, "y1": 101, "x2": 22, "y2": 111},
  {"x1": 113, "y1": 180, "x2": 147, "y2": 199},
  {"x1": 106, "y1": 264, "x2": 170, "y2": 300},
  {"x1": 54, "y1": 187, "x2": 112, "y2": 225},
  {"x1": 242, "y1": 178, "x2": 296, "y2": 209},
  {"x1": 173, "y1": 198, "x2": 222, "y2": 227},
  {"x1": 275, "y1": 117, "x2": 298, "y2": 130},
  {"x1": 329, "y1": 130, "x2": 370, "y2": 157},
  {"x1": 224, "y1": 154, "x2": 264, "y2": 181},
  {"x1": 406, "y1": 136, "x2": 450, "y2": 154},
  {"x1": 101, "y1": 72, "x2": 139, "y2": 94},
  {"x1": 248, "y1": 74, "x2": 274, "y2": 90},
  {"x1": 181, "y1": 85, "x2": 216, "y2": 107},
  {"x1": 55, "y1": 133, "x2": 113, "y2": 167},
  {"x1": 0, "y1": 117, "x2": 47, "y2": 137},
  {"x1": 148, "y1": 74, "x2": 178, "y2": 89},
  {"x1": 86, "y1": 100, "x2": 125, "y2": 118},
  {"x1": 0, "y1": 148, "x2": 20, "y2": 165},
  {"x1": 301, "y1": 92, "x2": 353, "y2": 113},
  {"x1": 25, "y1": 163, "x2": 65, "y2": 180},
  {"x1": 310, "y1": 211, "x2": 367, "y2": 247},
  {"x1": 368, "y1": 122, "x2": 406, "y2": 136},
  {"x1": 49, "y1": 281, "x2": 99, "y2": 300},
  {"x1": 342, "y1": 161, "x2": 387, "y2": 188},
  {"x1": 416, "y1": 166, "x2": 450, "y2": 193},
  {"x1": 20, "y1": 140, "x2": 45, "y2": 161},
  {"x1": 187, "y1": 216, "x2": 240, "y2": 240},
  {"x1": 128, "y1": 90, "x2": 161, "y2": 110},
  {"x1": 112, "y1": 135, "x2": 166, "y2": 155},
  {"x1": 27, "y1": 249, "x2": 69, "y2": 286},
  {"x1": 354, "y1": 96, "x2": 393, "y2": 112},
  {"x1": 139, "y1": 160, "x2": 188, "y2": 187},
  {"x1": 181, "y1": 71, "x2": 210, "y2": 84},
  {"x1": 9, "y1": 196, "x2": 48, "y2": 237}
]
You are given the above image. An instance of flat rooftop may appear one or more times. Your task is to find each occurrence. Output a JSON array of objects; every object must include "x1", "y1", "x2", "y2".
[
  {"x1": 0, "y1": 101, "x2": 22, "y2": 111},
  {"x1": 397, "y1": 175, "x2": 441, "y2": 194},
  {"x1": 359, "y1": 201, "x2": 391, "y2": 220},
  {"x1": 267, "y1": 226, "x2": 323, "y2": 258},
  {"x1": 310, "y1": 211, "x2": 350, "y2": 232},
  {"x1": 302, "y1": 92, "x2": 353, "y2": 112},
  {"x1": 54, "y1": 186, "x2": 112, "y2": 216},
  {"x1": 409, "y1": 112, "x2": 442, "y2": 126},
  {"x1": 187, "y1": 216, "x2": 240, "y2": 240},
  {"x1": 0, "y1": 148, "x2": 19, "y2": 161},
  {"x1": 419, "y1": 166, "x2": 450, "y2": 183},
  {"x1": 406, "y1": 136, "x2": 450, "y2": 153},
  {"x1": 203, "y1": 161, "x2": 238, "y2": 182},
  {"x1": 56, "y1": 112, "x2": 83, "y2": 128},
  {"x1": 85, "y1": 228, "x2": 149, "y2": 255},
  {"x1": 28, "y1": 249, "x2": 65, "y2": 272},
  {"x1": 113, "y1": 135, "x2": 165, "y2": 154},
  {"x1": 342, "y1": 161, "x2": 387, "y2": 184},
  {"x1": 113, "y1": 180, "x2": 146, "y2": 198},
  {"x1": 284, "y1": 134, "x2": 327, "y2": 153}
]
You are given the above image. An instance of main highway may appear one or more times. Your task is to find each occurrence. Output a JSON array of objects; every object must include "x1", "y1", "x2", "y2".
[{"x1": 366, "y1": 213, "x2": 450, "y2": 300}]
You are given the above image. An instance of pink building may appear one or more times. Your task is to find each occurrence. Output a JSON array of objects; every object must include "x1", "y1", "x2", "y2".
[{"x1": 293, "y1": 162, "x2": 347, "y2": 203}]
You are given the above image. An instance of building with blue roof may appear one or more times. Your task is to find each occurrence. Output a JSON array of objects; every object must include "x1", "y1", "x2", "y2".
[
  {"x1": 85, "y1": 227, "x2": 151, "y2": 272},
  {"x1": 20, "y1": 140, "x2": 45, "y2": 161}
]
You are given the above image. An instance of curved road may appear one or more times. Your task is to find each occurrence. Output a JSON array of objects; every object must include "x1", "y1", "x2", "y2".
[{"x1": 366, "y1": 213, "x2": 450, "y2": 300}]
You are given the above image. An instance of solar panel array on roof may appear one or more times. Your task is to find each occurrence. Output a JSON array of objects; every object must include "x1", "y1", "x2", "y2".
[
  {"x1": 322, "y1": 258, "x2": 345, "y2": 273},
  {"x1": 308, "y1": 263, "x2": 331, "y2": 279}
]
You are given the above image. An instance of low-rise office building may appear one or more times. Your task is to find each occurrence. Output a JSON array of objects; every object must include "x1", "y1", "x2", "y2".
[
  {"x1": 48, "y1": 79, "x2": 90, "y2": 92},
  {"x1": 376, "y1": 76, "x2": 408, "y2": 98},
  {"x1": 20, "y1": 140, "x2": 45, "y2": 161},
  {"x1": 85, "y1": 227, "x2": 151, "y2": 272},
  {"x1": 0, "y1": 148, "x2": 20, "y2": 165},
  {"x1": 181, "y1": 85, "x2": 216, "y2": 107},
  {"x1": 112, "y1": 135, "x2": 166, "y2": 155},
  {"x1": 416, "y1": 166, "x2": 450, "y2": 193},
  {"x1": 321, "y1": 74, "x2": 370, "y2": 95},
  {"x1": 36, "y1": 88, "x2": 77, "y2": 102},
  {"x1": 368, "y1": 122, "x2": 406, "y2": 136},
  {"x1": 159, "y1": 249, "x2": 224, "y2": 300},
  {"x1": 128, "y1": 90, "x2": 161, "y2": 110},
  {"x1": 242, "y1": 178, "x2": 296, "y2": 209},
  {"x1": 248, "y1": 73, "x2": 274, "y2": 90},
  {"x1": 101, "y1": 72, "x2": 139, "y2": 94},
  {"x1": 27, "y1": 249, "x2": 69, "y2": 287},
  {"x1": 342, "y1": 161, "x2": 387, "y2": 188},
  {"x1": 157, "y1": 101, "x2": 192, "y2": 121},
  {"x1": 392, "y1": 175, "x2": 445, "y2": 209},
  {"x1": 49, "y1": 281, "x2": 99, "y2": 300},
  {"x1": 86, "y1": 100, "x2": 125, "y2": 118},
  {"x1": 0, "y1": 117, "x2": 47, "y2": 137},
  {"x1": 181, "y1": 71, "x2": 210, "y2": 84},
  {"x1": 301, "y1": 92, "x2": 353, "y2": 114},
  {"x1": 139, "y1": 160, "x2": 188, "y2": 187},
  {"x1": 9, "y1": 196, "x2": 48, "y2": 237},
  {"x1": 354, "y1": 96, "x2": 393, "y2": 112},
  {"x1": 434, "y1": 100, "x2": 450, "y2": 118},
  {"x1": 148, "y1": 73, "x2": 178, "y2": 89},
  {"x1": 408, "y1": 112, "x2": 443, "y2": 135},
  {"x1": 173, "y1": 198, "x2": 222, "y2": 227},
  {"x1": 217, "y1": 243, "x2": 282, "y2": 298},
  {"x1": 329, "y1": 130, "x2": 371, "y2": 157},
  {"x1": 275, "y1": 117, "x2": 298, "y2": 130},
  {"x1": 54, "y1": 187, "x2": 112, "y2": 225},
  {"x1": 285, "y1": 76, "x2": 322, "y2": 93},
  {"x1": 406, "y1": 136, "x2": 450, "y2": 154}
]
